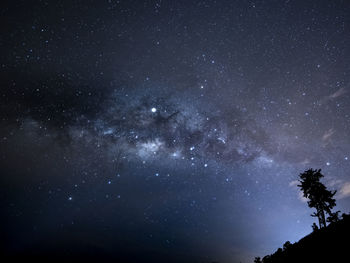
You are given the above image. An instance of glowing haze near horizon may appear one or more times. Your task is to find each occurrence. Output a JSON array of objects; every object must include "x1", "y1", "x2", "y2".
[{"x1": 1, "y1": 1, "x2": 350, "y2": 262}]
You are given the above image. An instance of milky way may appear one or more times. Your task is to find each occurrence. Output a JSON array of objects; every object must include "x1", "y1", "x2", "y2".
[{"x1": 1, "y1": 1, "x2": 350, "y2": 262}]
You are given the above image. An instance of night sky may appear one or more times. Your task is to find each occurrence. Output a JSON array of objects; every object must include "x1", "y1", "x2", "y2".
[{"x1": 1, "y1": 1, "x2": 350, "y2": 262}]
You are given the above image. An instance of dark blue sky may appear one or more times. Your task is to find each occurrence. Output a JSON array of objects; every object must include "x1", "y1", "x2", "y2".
[{"x1": 1, "y1": 1, "x2": 350, "y2": 262}]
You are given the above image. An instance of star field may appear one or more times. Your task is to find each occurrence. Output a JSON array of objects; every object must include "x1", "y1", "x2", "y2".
[{"x1": 1, "y1": 1, "x2": 350, "y2": 262}]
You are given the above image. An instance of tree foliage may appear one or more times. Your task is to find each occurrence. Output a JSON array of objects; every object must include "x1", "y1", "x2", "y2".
[
  {"x1": 327, "y1": 210, "x2": 341, "y2": 224},
  {"x1": 312, "y1": 222, "x2": 319, "y2": 232},
  {"x1": 283, "y1": 241, "x2": 292, "y2": 251},
  {"x1": 298, "y1": 169, "x2": 337, "y2": 228}
]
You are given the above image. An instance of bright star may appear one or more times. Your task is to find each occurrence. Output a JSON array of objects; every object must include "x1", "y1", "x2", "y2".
[{"x1": 151, "y1": 107, "x2": 157, "y2": 113}]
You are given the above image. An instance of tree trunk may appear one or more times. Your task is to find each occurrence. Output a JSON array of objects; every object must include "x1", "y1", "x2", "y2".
[
  {"x1": 320, "y1": 210, "x2": 326, "y2": 228},
  {"x1": 317, "y1": 208, "x2": 326, "y2": 228},
  {"x1": 317, "y1": 213, "x2": 322, "y2": 228}
]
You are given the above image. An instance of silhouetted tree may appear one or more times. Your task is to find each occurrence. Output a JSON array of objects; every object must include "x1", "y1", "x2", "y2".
[
  {"x1": 312, "y1": 222, "x2": 319, "y2": 231},
  {"x1": 342, "y1": 213, "x2": 350, "y2": 219},
  {"x1": 254, "y1": 256, "x2": 262, "y2": 263},
  {"x1": 327, "y1": 210, "x2": 340, "y2": 224},
  {"x1": 262, "y1": 255, "x2": 271, "y2": 262},
  {"x1": 283, "y1": 241, "x2": 292, "y2": 251},
  {"x1": 298, "y1": 169, "x2": 337, "y2": 228},
  {"x1": 275, "y1": 248, "x2": 283, "y2": 255}
]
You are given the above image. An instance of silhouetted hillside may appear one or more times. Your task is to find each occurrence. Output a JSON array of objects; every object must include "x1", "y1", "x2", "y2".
[{"x1": 256, "y1": 214, "x2": 350, "y2": 263}]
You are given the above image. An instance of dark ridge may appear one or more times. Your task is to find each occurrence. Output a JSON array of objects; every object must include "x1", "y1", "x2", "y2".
[{"x1": 255, "y1": 213, "x2": 350, "y2": 263}]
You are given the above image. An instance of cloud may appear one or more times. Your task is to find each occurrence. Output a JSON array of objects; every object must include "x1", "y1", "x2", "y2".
[
  {"x1": 329, "y1": 88, "x2": 347, "y2": 99},
  {"x1": 338, "y1": 182, "x2": 350, "y2": 199},
  {"x1": 321, "y1": 179, "x2": 350, "y2": 200},
  {"x1": 289, "y1": 180, "x2": 299, "y2": 187},
  {"x1": 289, "y1": 180, "x2": 308, "y2": 203},
  {"x1": 298, "y1": 191, "x2": 308, "y2": 203},
  {"x1": 318, "y1": 88, "x2": 347, "y2": 105},
  {"x1": 327, "y1": 178, "x2": 343, "y2": 187},
  {"x1": 322, "y1": 128, "x2": 335, "y2": 142}
]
